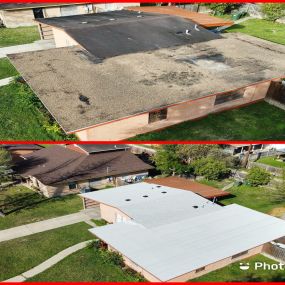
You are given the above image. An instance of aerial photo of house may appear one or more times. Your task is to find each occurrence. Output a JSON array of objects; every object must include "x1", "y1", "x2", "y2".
[
  {"x1": 0, "y1": 3, "x2": 285, "y2": 141},
  {"x1": 1, "y1": 143, "x2": 285, "y2": 282}
]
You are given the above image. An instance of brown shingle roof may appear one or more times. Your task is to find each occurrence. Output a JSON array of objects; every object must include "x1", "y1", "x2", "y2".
[
  {"x1": 126, "y1": 6, "x2": 233, "y2": 28},
  {"x1": 146, "y1": 176, "x2": 230, "y2": 199},
  {"x1": 17, "y1": 145, "x2": 153, "y2": 185}
]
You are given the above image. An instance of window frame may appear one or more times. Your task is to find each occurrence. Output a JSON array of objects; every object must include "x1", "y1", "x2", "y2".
[
  {"x1": 68, "y1": 181, "x2": 78, "y2": 190},
  {"x1": 148, "y1": 108, "x2": 168, "y2": 124}
]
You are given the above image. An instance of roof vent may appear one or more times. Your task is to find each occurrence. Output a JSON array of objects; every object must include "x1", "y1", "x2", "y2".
[
  {"x1": 193, "y1": 205, "x2": 198, "y2": 209},
  {"x1": 156, "y1": 185, "x2": 161, "y2": 188},
  {"x1": 125, "y1": 199, "x2": 131, "y2": 202},
  {"x1": 143, "y1": 195, "x2": 148, "y2": 198},
  {"x1": 109, "y1": 18, "x2": 115, "y2": 21},
  {"x1": 161, "y1": 191, "x2": 167, "y2": 194},
  {"x1": 81, "y1": 21, "x2": 88, "y2": 24}
]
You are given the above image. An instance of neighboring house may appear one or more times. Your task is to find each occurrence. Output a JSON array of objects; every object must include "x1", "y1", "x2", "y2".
[
  {"x1": 8, "y1": 10, "x2": 285, "y2": 141},
  {"x1": 223, "y1": 144, "x2": 267, "y2": 156},
  {"x1": 81, "y1": 182, "x2": 285, "y2": 281},
  {"x1": 0, "y1": 3, "x2": 138, "y2": 28},
  {"x1": 15, "y1": 144, "x2": 153, "y2": 197},
  {"x1": 1, "y1": 144, "x2": 42, "y2": 162}
]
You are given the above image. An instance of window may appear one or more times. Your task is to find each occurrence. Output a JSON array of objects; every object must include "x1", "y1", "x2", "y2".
[
  {"x1": 232, "y1": 250, "x2": 248, "y2": 259},
  {"x1": 195, "y1": 267, "x2": 205, "y2": 273},
  {"x1": 214, "y1": 90, "x2": 244, "y2": 105},
  {"x1": 68, "y1": 182, "x2": 77, "y2": 190},
  {"x1": 33, "y1": 8, "x2": 44, "y2": 19},
  {"x1": 149, "y1": 109, "x2": 167, "y2": 124}
]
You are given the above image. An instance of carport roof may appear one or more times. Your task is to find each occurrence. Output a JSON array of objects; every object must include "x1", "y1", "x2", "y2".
[
  {"x1": 145, "y1": 176, "x2": 230, "y2": 198},
  {"x1": 90, "y1": 204, "x2": 285, "y2": 281},
  {"x1": 126, "y1": 6, "x2": 234, "y2": 28}
]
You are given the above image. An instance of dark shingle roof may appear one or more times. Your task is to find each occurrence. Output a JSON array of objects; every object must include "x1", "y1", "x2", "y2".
[
  {"x1": 2, "y1": 144, "x2": 43, "y2": 151},
  {"x1": 16, "y1": 145, "x2": 153, "y2": 185},
  {"x1": 77, "y1": 144, "x2": 130, "y2": 154}
]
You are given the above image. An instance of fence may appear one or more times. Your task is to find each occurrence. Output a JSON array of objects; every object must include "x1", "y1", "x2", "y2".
[
  {"x1": 248, "y1": 161, "x2": 284, "y2": 176},
  {"x1": 264, "y1": 241, "x2": 285, "y2": 263}
]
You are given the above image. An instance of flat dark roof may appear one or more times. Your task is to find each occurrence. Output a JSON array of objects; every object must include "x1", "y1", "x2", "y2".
[
  {"x1": 9, "y1": 33, "x2": 285, "y2": 133},
  {"x1": 37, "y1": 10, "x2": 220, "y2": 59}
]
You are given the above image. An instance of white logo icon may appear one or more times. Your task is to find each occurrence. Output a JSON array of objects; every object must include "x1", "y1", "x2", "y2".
[{"x1": 239, "y1": 262, "x2": 250, "y2": 270}]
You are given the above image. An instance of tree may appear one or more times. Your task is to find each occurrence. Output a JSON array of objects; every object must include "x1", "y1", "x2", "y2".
[
  {"x1": 204, "y1": 3, "x2": 241, "y2": 15},
  {"x1": 176, "y1": 144, "x2": 220, "y2": 164},
  {"x1": 0, "y1": 148, "x2": 12, "y2": 183},
  {"x1": 152, "y1": 145, "x2": 189, "y2": 176},
  {"x1": 192, "y1": 157, "x2": 231, "y2": 180},
  {"x1": 246, "y1": 167, "x2": 271, "y2": 187},
  {"x1": 262, "y1": 4, "x2": 285, "y2": 21}
]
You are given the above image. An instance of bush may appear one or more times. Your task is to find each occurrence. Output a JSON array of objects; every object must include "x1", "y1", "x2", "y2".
[
  {"x1": 100, "y1": 250, "x2": 125, "y2": 267},
  {"x1": 204, "y1": 3, "x2": 241, "y2": 15},
  {"x1": 93, "y1": 219, "x2": 108, "y2": 227},
  {"x1": 192, "y1": 157, "x2": 231, "y2": 180},
  {"x1": 262, "y1": 4, "x2": 285, "y2": 21},
  {"x1": 246, "y1": 167, "x2": 271, "y2": 186}
]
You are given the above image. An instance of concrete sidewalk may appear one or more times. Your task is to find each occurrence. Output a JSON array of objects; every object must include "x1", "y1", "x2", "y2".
[
  {"x1": 6, "y1": 240, "x2": 93, "y2": 282},
  {"x1": 0, "y1": 40, "x2": 55, "y2": 58},
  {"x1": 0, "y1": 76, "x2": 14, "y2": 87},
  {"x1": 0, "y1": 209, "x2": 100, "y2": 243}
]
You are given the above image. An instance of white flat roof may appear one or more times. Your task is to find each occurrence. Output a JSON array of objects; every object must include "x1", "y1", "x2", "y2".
[
  {"x1": 90, "y1": 204, "x2": 285, "y2": 281},
  {"x1": 80, "y1": 182, "x2": 221, "y2": 227}
]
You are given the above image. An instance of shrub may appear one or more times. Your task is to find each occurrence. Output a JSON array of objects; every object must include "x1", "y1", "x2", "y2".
[
  {"x1": 192, "y1": 157, "x2": 231, "y2": 180},
  {"x1": 100, "y1": 250, "x2": 125, "y2": 267},
  {"x1": 246, "y1": 167, "x2": 271, "y2": 186},
  {"x1": 204, "y1": 3, "x2": 241, "y2": 15},
  {"x1": 262, "y1": 4, "x2": 285, "y2": 21}
]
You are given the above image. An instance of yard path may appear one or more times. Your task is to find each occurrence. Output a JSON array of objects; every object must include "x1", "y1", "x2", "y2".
[
  {"x1": 0, "y1": 208, "x2": 100, "y2": 243},
  {"x1": 5, "y1": 240, "x2": 93, "y2": 282},
  {"x1": 0, "y1": 76, "x2": 14, "y2": 87},
  {"x1": 0, "y1": 39, "x2": 55, "y2": 58}
]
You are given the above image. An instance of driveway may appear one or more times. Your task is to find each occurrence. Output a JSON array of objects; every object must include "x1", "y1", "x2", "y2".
[{"x1": 0, "y1": 39, "x2": 55, "y2": 58}]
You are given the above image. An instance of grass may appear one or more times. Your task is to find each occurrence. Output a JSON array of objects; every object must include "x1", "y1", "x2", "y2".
[
  {"x1": 257, "y1": 156, "x2": 285, "y2": 168},
  {"x1": 0, "y1": 58, "x2": 18, "y2": 80},
  {"x1": 132, "y1": 102, "x2": 285, "y2": 141},
  {"x1": 0, "y1": 82, "x2": 75, "y2": 141},
  {"x1": 0, "y1": 26, "x2": 40, "y2": 47},
  {"x1": 219, "y1": 184, "x2": 285, "y2": 214},
  {"x1": 0, "y1": 185, "x2": 82, "y2": 230},
  {"x1": 192, "y1": 254, "x2": 285, "y2": 281},
  {"x1": 28, "y1": 246, "x2": 144, "y2": 282},
  {"x1": 226, "y1": 19, "x2": 285, "y2": 46},
  {"x1": 92, "y1": 219, "x2": 108, "y2": 226},
  {"x1": 0, "y1": 222, "x2": 93, "y2": 281}
]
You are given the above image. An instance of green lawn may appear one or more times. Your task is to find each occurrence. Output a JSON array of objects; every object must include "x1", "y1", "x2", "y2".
[
  {"x1": 132, "y1": 102, "x2": 285, "y2": 141},
  {"x1": 192, "y1": 254, "x2": 285, "y2": 281},
  {"x1": 0, "y1": 185, "x2": 82, "y2": 230},
  {"x1": 220, "y1": 184, "x2": 285, "y2": 214},
  {"x1": 226, "y1": 19, "x2": 285, "y2": 46},
  {"x1": 0, "y1": 82, "x2": 75, "y2": 141},
  {"x1": 0, "y1": 58, "x2": 18, "y2": 80},
  {"x1": 257, "y1": 156, "x2": 285, "y2": 168},
  {"x1": 0, "y1": 26, "x2": 40, "y2": 47},
  {"x1": 28, "y1": 246, "x2": 144, "y2": 282},
  {"x1": 0, "y1": 222, "x2": 93, "y2": 281}
]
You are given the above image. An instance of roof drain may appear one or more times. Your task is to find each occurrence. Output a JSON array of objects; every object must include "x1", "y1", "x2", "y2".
[{"x1": 193, "y1": 205, "x2": 198, "y2": 209}]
